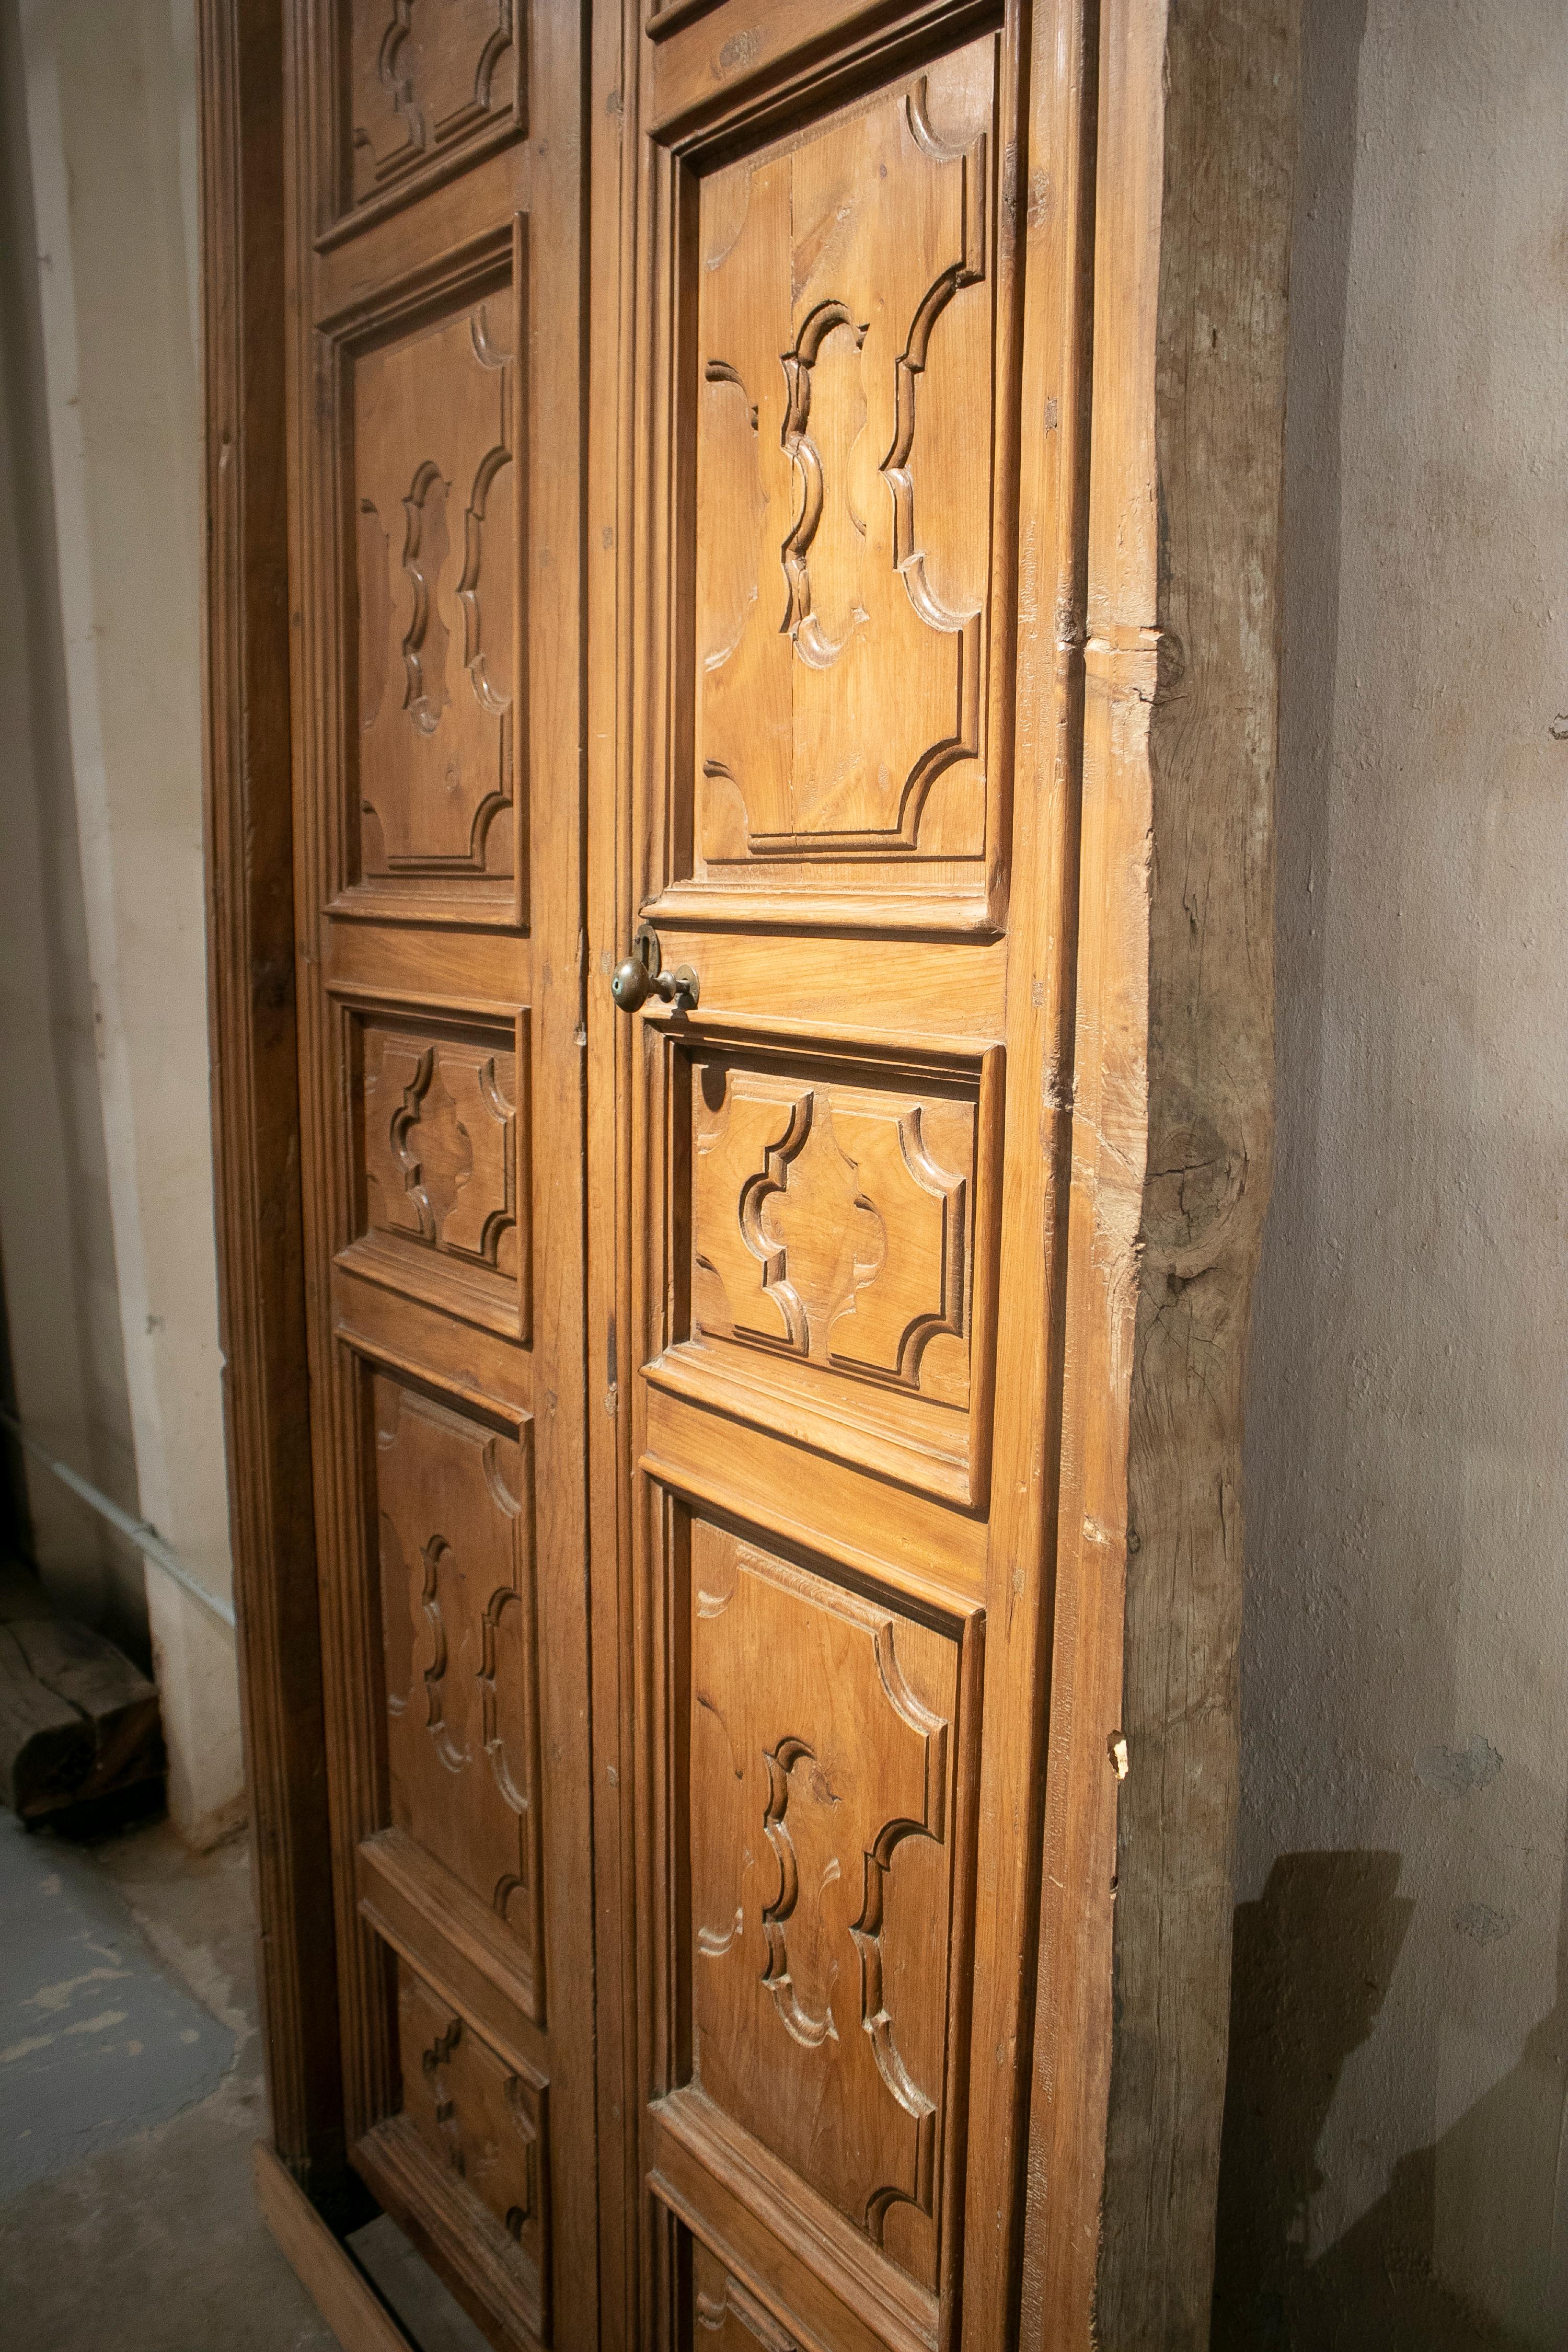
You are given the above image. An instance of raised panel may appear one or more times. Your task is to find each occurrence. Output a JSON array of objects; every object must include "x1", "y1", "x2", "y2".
[
  {"x1": 686, "y1": 1521, "x2": 964, "y2": 2292},
  {"x1": 340, "y1": 1004, "x2": 529, "y2": 1337},
  {"x1": 329, "y1": 0, "x2": 523, "y2": 239},
  {"x1": 353, "y1": 280, "x2": 518, "y2": 896},
  {"x1": 372, "y1": 1376, "x2": 541, "y2": 1985},
  {"x1": 397, "y1": 1962, "x2": 546, "y2": 2275},
  {"x1": 691, "y1": 1062, "x2": 971, "y2": 1399},
  {"x1": 651, "y1": 1036, "x2": 998, "y2": 1507},
  {"x1": 685, "y1": 37, "x2": 1000, "y2": 907},
  {"x1": 364, "y1": 1023, "x2": 516, "y2": 1259},
  {"x1": 354, "y1": 1954, "x2": 550, "y2": 2347}
]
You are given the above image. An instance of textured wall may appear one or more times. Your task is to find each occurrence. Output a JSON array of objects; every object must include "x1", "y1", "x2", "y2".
[
  {"x1": 0, "y1": 0, "x2": 241, "y2": 1847},
  {"x1": 1219, "y1": 1, "x2": 1568, "y2": 2342},
  {"x1": 0, "y1": 8, "x2": 145, "y2": 1654}
]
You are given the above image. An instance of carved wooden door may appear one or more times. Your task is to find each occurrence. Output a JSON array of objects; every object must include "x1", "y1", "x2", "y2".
[
  {"x1": 285, "y1": 4, "x2": 601, "y2": 2345},
  {"x1": 613, "y1": 0, "x2": 1089, "y2": 2346}
]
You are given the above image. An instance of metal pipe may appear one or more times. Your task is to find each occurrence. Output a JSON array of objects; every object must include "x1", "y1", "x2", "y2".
[{"x1": 0, "y1": 1403, "x2": 236, "y2": 1635}]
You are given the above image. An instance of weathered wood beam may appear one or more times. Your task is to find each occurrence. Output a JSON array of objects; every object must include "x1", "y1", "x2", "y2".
[
  {"x1": 0, "y1": 1608, "x2": 162, "y2": 1821},
  {"x1": 1022, "y1": 2, "x2": 1301, "y2": 2341}
]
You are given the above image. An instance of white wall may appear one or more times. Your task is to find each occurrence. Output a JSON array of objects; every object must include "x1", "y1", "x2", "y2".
[
  {"x1": 1221, "y1": 2, "x2": 1568, "y2": 2342},
  {"x1": 0, "y1": 81, "x2": 146, "y2": 1658},
  {"x1": 0, "y1": 0, "x2": 242, "y2": 1850}
]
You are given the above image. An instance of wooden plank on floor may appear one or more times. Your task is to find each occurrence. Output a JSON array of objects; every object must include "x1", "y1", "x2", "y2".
[
  {"x1": 0, "y1": 1613, "x2": 162, "y2": 1818},
  {"x1": 253, "y1": 2140, "x2": 419, "y2": 2352}
]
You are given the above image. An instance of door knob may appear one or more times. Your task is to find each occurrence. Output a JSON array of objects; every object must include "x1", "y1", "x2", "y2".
[{"x1": 610, "y1": 924, "x2": 699, "y2": 1014}]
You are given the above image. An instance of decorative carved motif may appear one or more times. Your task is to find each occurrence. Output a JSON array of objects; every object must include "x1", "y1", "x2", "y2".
[
  {"x1": 695, "y1": 43, "x2": 996, "y2": 861},
  {"x1": 362, "y1": 1024, "x2": 518, "y2": 1275},
  {"x1": 350, "y1": 1, "x2": 516, "y2": 206},
  {"x1": 355, "y1": 297, "x2": 515, "y2": 881},
  {"x1": 779, "y1": 302, "x2": 869, "y2": 672},
  {"x1": 760, "y1": 1737, "x2": 841, "y2": 2049},
  {"x1": 693, "y1": 2242, "x2": 802, "y2": 2350},
  {"x1": 397, "y1": 1964, "x2": 544, "y2": 2272},
  {"x1": 688, "y1": 1524, "x2": 958, "y2": 2284},
  {"x1": 692, "y1": 1066, "x2": 970, "y2": 1394},
  {"x1": 398, "y1": 462, "x2": 452, "y2": 734},
  {"x1": 375, "y1": 1379, "x2": 538, "y2": 1952}
]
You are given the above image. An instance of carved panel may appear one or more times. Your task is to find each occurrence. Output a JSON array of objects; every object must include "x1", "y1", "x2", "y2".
[
  {"x1": 354, "y1": 292, "x2": 516, "y2": 886},
  {"x1": 396, "y1": 1963, "x2": 546, "y2": 2282},
  {"x1": 340, "y1": 1008, "x2": 528, "y2": 1335},
  {"x1": 688, "y1": 1522, "x2": 960, "y2": 2288},
  {"x1": 348, "y1": 1, "x2": 518, "y2": 211},
  {"x1": 374, "y1": 1378, "x2": 540, "y2": 1970},
  {"x1": 690, "y1": 1061, "x2": 973, "y2": 1407},
  {"x1": 691, "y1": 2240, "x2": 801, "y2": 2350},
  {"x1": 694, "y1": 40, "x2": 997, "y2": 870},
  {"x1": 363, "y1": 1022, "x2": 518, "y2": 1263}
]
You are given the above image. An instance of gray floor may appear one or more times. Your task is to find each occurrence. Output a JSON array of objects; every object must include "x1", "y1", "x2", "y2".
[
  {"x1": 0, "y1": 1810, "x2": 235, "y2": 2202},
  {"x1": 0, "y1": 1808, "x2": 486, "y2": 2352}
]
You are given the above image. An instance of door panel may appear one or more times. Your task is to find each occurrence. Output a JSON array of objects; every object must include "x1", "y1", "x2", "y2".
[
  {"x1": 656, "y1": 1035, "x2": 1001, "y2": 1506},
  {"x1": 644, "y1": 26, "x2": 1014, "y2": 940},
  {"x1": 621, "y1": 0, "x2": 1088, "y2": 2344},
  {"x1": 344, "y1": 1, "x2": 521, "y2": 220},
  {"x1": 372, "y1": 1374, "x2": 542, "y2": 2001},
  {"x1": 684, "y1": 1519, "x2": 977, "y2": 2297},
  {"x1": 286, "y1": 3, "x2": 596, "y2": 2345}
]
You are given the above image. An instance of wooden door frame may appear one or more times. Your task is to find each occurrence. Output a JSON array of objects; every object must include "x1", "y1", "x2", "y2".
[
  {"x1": 198, "y1": 0, "x2": 1299, "y2": 2341},
  {"x1": 198, "y1": 0, "x2": 357, "y2": 2224}
]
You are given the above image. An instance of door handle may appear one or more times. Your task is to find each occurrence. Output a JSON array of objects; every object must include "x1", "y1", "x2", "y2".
[{"x1": 610, "y1": 923, "x2": 699, "y2": 1014}]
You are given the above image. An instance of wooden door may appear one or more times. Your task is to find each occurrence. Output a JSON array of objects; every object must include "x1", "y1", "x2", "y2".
[
  {"x1": 609, "y1": 1, "x2": 1091, "y2": 2344},
  {"x1": 284, "y1": 5, "x2": 600, "y2": 2344}
]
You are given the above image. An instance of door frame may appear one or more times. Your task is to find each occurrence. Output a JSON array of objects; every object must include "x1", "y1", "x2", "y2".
[
  {"x1": 198, "y1": 0, "x2": 1299, "y2": 2341},
  {"x1": 197, "y1": 0, "x2": 355, "y2": 2224}
]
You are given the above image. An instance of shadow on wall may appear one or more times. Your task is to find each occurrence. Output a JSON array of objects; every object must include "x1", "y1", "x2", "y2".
[
  {"x1": 1220, "y1": 0, "x2": 1568, "y2": 2337},
  {"x1": 1213, "y1": 1844, "x2": 1568, "y2": 2349}
]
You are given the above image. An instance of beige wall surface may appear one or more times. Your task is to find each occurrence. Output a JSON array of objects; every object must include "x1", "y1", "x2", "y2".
[
  {"x1": 1221, "y1": 1, "x2": 1568, "y2": 2343},
  {"x1": 0, "y1": 65, "x2": 146, "y2": 1660},
  {"x1": 0, "y1": 0, "x2": 241, "y2": 1849}
]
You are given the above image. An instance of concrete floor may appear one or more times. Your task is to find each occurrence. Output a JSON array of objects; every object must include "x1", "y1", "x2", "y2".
[{"x1": 0, "y1": 1808, "x2": 486, "y2": 2352}]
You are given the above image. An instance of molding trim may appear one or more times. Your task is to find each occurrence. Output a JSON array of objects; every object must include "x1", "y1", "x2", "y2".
[{"x1": 197, "y1": 0, "x2": 350, "y2": 2213}]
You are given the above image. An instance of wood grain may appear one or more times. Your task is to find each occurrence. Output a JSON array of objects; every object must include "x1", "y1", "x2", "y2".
[
  {"x1": 208, "y1": 4, "x2": 1300, "y2": 2341},
  {"x1": 1021, "y1": 2, "x2": 1301, "y2": 2343},
  {"x1": 0, "y1": 1616, "x2": 161, "y2": 1819},
  {"x1": 197, "y1": 0, "x2": 351, "y2": 2216},
  {"x1": 282, "y1": 0, "x2": 603, "y2": 2338},
  {"x1": 619, "y1": 5, "x2": 1088, "y2": 2344},
  {"x1": 252, "y1": 2139, "x2": 419, "y2": 2352}
]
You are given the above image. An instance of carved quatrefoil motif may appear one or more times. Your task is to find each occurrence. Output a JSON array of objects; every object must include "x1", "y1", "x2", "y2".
[
  {"x1": 362, "y1": 1027, "x2": 517, "y2": 1270},
  {"x1": 692, "y1": 1075, "x2": 967, "y2": 1387}
]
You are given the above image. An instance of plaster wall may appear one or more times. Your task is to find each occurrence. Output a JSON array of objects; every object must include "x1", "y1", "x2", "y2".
[
  {"x1": 0, "y1": 65, "x2": 145, "y2": 1660},
  {"x1": 0, "y1": 0, "x2": 241, "y2": 1848},
  {"x1": 1222, "y1": 2, "x2": 1568, "y2": 2342}
]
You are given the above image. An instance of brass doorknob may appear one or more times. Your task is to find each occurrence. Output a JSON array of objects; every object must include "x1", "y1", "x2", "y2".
[{"x1": 610, "y1": 924, "x2": 698, "y2": 1014}]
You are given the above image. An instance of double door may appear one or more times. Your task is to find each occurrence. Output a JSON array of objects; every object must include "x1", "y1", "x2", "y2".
[{"x1": 286, "y1": 1, "x2": 1088, "y2": 2344}]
